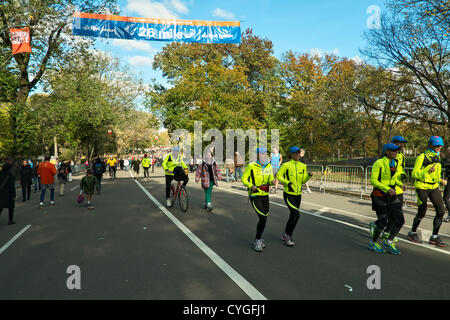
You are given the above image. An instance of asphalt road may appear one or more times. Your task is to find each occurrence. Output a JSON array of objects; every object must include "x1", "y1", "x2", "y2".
[{"x1": 1, "y1": 168, "x2": 449, "y2": 300}]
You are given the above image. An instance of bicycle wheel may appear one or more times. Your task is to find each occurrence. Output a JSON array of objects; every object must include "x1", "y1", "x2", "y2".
[{"x1": 178, "y1": 185, "x2": 189, "y2": 212}]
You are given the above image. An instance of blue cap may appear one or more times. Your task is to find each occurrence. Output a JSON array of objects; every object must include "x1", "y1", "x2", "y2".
[
  {"x1": 429, "y1": 136, "x2": 444, "y2": 146},
  {"x1": 391, "y1": 136, "x2": 408, "y2": 143},
  {"x1": 383, "y1": 143, "x2": 401, "y2": 153},
  {"x1": 289, "y1": 146, "x2": 301, "y2": 153},
  {"x1": 256, "y1": 147, "x2": 267, "y2": 154},
  {"x1": 172, "y1": 147, "x2": 180, "y2": 151}
]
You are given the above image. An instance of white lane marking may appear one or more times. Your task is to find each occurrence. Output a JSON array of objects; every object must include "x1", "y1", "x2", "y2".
[
  {"x1": 0, "y1": 225, "x2": 32, "y2": 255},
  {"x1": 71, "y1": 185, "x2": 79, "y2": 191},
  {"x1": 216, "y1": 187, "x2": 450, "y2": 256},
  {"x1": 130, "y1": 172, "x2": 267, "y2": 300}
]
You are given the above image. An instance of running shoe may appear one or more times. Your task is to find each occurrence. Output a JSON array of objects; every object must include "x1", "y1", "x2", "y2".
[
  {"x1": 429, "y1": 236, "x2": 447, "y2": 247},
  {"x1": 166, "y1": 199, "x2": 172, "y2": 207},
  {"x1": 50, "y1": 201, "x2": 55, "y2": 206},
  {"x1": 39, "y1": 202, "x2": 44, "y2": 208},
  {"x1": 382, "y1": 240, "x2": 400, "y2": 255},
  {"x1": 381, "y1": 232, "x2": 399, "y2": 243},
  {"x1": 444, "y1": 216, "x2": 450, "y2": 223},
  {"x1": 307, "y1": 188, "x2": 312, "y2": 194},
  {"x1": 407, "y1": 232, "x2": 421, "y2": 243},
  {"x1": 281, "y1": 232, "x2": 295, "y2": 247},
  {"x1": 253, "y1": 239, "x2": 264, "y2": 252},
  {"x1": 206, "y1": 203, "x2": 213, "y2": 212},
  {"x1": 261, "y1": 239, "x2": 266, "y2": 248},
  {"x1": 368, "y1": 240, "x2": 385, "y2": 253}
]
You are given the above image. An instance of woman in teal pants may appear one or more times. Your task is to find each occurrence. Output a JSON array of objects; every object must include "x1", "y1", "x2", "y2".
[{"x1": 195, "y1": 152, "x2": 222, "y2": 211}]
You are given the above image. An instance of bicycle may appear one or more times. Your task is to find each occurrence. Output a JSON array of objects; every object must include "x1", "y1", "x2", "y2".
[{"x1": 169, "y1": 180, "x2": 189, "y2": 212}]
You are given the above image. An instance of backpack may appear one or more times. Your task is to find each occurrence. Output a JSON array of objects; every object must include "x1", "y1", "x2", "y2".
[{"x1": 94, "y1": 162, "x2": 103, "y2": 175}]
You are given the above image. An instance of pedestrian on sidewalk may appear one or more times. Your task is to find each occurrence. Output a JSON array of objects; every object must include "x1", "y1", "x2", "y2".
[
  {"x1": 368, "y1": 143, "x2": 405, "y2": 255},
  {"x1": 32, "y1": 160, "x2": 41, "y2": 193},
  {"x1": 234, "y1": 152, "x2": 244, "y2": 181},
  {"x1": 66, "y1": 161, "x2": 73, "y2": 182},
  {"x1": 80, "y1": 169, "x2": 98, "y2": 209},
  {"x1": 0, "y1": 163, "x2": 16, "y2": 225},
  {"x1": 225, "y1": 158, "x2": 235, "y2": 182},
  {"x1": 92, "y1": 156, "x2": 106, "y2": 194},
  {"x1": 407, "y1": 136, "x2": 447, "y2": 247},
  {"x1": 276, "y1": 146, "x2": 313, "y2": 247},
  {"x1": 132, "y1": 157, "x2": 141, "y2": 179},
  {"x1": 241, "y1": 147, "x2": 275, "y2": 252},
  {"x1": 270, "y1": 147, "x2": 282, "y2": 193},
  {"x1": 57, "y1": 166, "x2": 68, "y2": 196},
  {"x1": 38, "y1": 155, "x2": 57, "y2": 208},
  {"x1": 195, "y1": 152, "x2": 222, "y2": 212},
  {"x1": 19, "y1": 159, "x2": 33, "y2": 202}
]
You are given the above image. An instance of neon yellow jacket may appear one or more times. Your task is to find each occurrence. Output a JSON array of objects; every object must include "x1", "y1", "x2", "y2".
[
  {"x1": 241, "y1": 163, "x2": 274, "y2": 197},
  {"x1": 394, "y1": 152, "x2": 406, "y2": 195},
  {"x1": 141, "y1": 157, "x2": 151, "y2": 168},
  {"x1": 276, "y1": 160, "x2": 311, "y2": 195},
  {"x1": 162, "y1": 153, "x2": 188, "y2": 176},
  {"x1": 412, "y1": 150, "x2": 442, "y2": 190},
  {"x1": 371, "y1": 157, "x2": 402, "y2": 193}
]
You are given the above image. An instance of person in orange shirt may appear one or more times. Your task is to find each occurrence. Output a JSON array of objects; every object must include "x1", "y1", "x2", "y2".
[{"x1": 38, "y1": 155, "x2": 57, "y2": 208}]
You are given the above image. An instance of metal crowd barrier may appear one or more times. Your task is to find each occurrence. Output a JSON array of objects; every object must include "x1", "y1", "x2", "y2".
[{"x1": 323, "y1": 165, "x2": 365, "y2": 197}]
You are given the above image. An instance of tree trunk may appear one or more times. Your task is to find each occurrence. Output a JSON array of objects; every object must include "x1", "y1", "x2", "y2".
[{"x1": 53, "y1": 136, "x2": 58, "y2": 158}]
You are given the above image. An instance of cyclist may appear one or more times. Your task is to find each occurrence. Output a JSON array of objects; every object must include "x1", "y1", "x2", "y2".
[
  {"x1": 107, "y1": 156, "x2": 117, "y2": 179},
  {"x1": 276, "y1": 146, "x2": 313, "y2": 247},
  {"x1": 381, "y1": 136, "x2": 408, "y2": 241},
  {"x1": 162, "y1": 147, "x2": 189, "y2": 207},
  {"x1": 241, "y1": 147, "x2": 275, "y2": 252},
  {"x1": 142, "y1": 154, "x2": 151, "y2": 179},
  {"x1": 369, "y1": 143, "x2": 405, "y2": 254},
  {"x1": 407, "y1": 136, "x2": 447, "y2": 247}
]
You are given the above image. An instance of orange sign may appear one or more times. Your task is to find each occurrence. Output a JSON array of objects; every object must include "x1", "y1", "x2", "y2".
[{"x1": 10, "y1": 28, "x2": 32, "y2": 55}]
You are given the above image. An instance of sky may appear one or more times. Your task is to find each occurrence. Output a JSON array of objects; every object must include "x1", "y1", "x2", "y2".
[{"x1": 91, "y1": 0, "x2": 387, "y2": 85}]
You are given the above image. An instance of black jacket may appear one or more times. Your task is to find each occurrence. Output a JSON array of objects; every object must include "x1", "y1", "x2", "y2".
[
  {"x1": 19, "y1": 164, "x2": 33, "y2": 185},
  {"x1": 0, "y1": 170, "x2": 16, "y2": 209}
]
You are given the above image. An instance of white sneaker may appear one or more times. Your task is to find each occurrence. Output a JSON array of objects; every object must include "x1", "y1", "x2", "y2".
[
  {"x1": 40, "y1": 202, "x2": 44, "y2": 207},
  {"x1": 307, "y1": 188, "x2": 312, "y2": 194},
  {"x1": 50, "y1": 201, "x2": 55, "y2": 206},
  {"x1": 253, "y1": 239, "x2": 264, "y2": 252},
  {"x1": 166, "y1": 199, "x2": 171, "y2": 207}
]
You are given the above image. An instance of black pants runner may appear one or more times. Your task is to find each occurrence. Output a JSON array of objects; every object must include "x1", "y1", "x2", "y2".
[
  {"x1": 412, "y1": 188, "x2": 445, "y2": 235},
  {"x1": 0, "y1": 208, "x2": 14, "y2": 223},
  {"x1": 250, "y1": 196, "x2": 269, "y2": 239},
  {"x1": 283, "y1": 193, "x2": 302, "y2": 237},
  {"x1": 21, "y1": 184, "x2": 31, "y2": 200},
  {"x1": 371, "y1": 194, "x2": 404, "y2": 241},
  {"x1": 143, "y1": 167, "x2": 150, "y2": 178}
]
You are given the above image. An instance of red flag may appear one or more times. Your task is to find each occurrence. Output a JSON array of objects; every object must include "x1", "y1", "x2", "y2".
[{"x1": 10, "y1": 28, "x2": 32, "y2": 55}]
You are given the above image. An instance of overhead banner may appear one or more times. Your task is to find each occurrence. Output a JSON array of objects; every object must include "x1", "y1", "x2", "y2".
[
  {"x1": 72, "y1": 12, "x2": 241, "y2": 44},
  {"x1": 10, "y1": 28, "x2": 32, "y2": 55}
]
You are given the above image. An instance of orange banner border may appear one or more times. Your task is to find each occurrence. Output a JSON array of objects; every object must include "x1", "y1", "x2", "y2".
[{"x1": 73, "y1": 12, "x2": 240, "y2": 27}]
